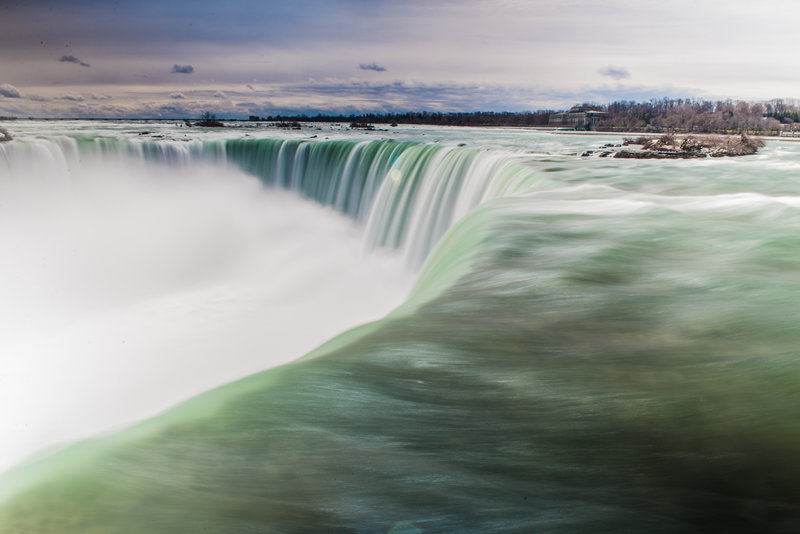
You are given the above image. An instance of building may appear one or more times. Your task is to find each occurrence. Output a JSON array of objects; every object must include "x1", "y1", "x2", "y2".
[{"x1": 548, "y1": 104, "x2": 607, "y2": 130}]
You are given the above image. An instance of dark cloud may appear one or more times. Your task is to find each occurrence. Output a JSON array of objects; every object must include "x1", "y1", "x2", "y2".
[
  {"x1": 359, "y1": 62, "x2": 387, "y2": 72},
  {"x1": 0, "y1": 76, "x2": 697, "y2": 120},
  {"x1": 157, "y1": 104, "x2": 191, "y2": 116},
  {"x1": 171, "y1": 64, "x2": 194, "y2": 74},
  {"x1": 598, "y1": 65, "x2": 630, "y2": 80},
  {"x1": 0, "y1": 1, "x2": 410, "y2": 55},
  {"x1": 569, "y1": 84, "x2": 694, "y2": 108},
  {"x1": 59, "y1": 55, "x2": 91, "y2": 67},
  {"x1": 259, "y1": 80, "x2": 695, "y2": 116},
  {"x1": 270, "y1": 81, "x2": 543, "y2": 115},
  {"x1": 246, "y1": 84, "x2": 256, "y2": 91},
  {"x1": 0, "y1": 84, "x2": 20, "y2": 98}
]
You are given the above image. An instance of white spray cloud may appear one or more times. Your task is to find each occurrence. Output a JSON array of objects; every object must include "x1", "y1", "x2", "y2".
[{"x1": 0, "y1": 141, "x2": 411, "y2": 473}]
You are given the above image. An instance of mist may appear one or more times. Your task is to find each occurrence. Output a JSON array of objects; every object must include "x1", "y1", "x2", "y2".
[{"x1": 0, "y1": 143, "x2": 411, "y2": 473}]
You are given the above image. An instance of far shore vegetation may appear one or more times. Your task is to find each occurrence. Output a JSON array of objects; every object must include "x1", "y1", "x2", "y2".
[
  {"x1": 5, "y1": 98, "x2": 800, "y2": 137},
  {"x1": 252, "y1": 98, "x2": 800, "y2": 136}
]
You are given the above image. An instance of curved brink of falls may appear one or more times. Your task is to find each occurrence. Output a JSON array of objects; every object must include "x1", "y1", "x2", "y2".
[
  {"x1": 86, "y1": 135, "x2": 543, "y2": 306},
  {"x1": 22, "y1": 135, "x2": 539, "y2": 270},
  {"x1": 220, "y1": 137, "x2": 541, "y2": 269}
]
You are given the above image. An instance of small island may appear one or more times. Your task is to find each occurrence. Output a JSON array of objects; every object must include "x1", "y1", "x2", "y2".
[
  {"x1": 194, "y1": 112, "x2": 225, "y2": 128},
  {"x1": 582, "y1": 133, "x2": 765, "y2": 159}
]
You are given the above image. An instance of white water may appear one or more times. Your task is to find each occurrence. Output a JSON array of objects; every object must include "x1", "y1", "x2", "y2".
[{"x1": 0, "y1": 146, "x2": 412, "y2": 473}]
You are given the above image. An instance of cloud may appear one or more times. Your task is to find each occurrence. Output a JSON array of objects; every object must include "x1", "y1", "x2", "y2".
[
  {"x1": 0, "y1": 84, "x2": 20, "y2": 98},
  {"x1": 60, "y1": 93, "x2": 85, "y2": 101},
  {"x1": 246, "y1": 84, "x2": 255, "y2": 91},
  {"x1": 0, "y1": 78, "x2": 700, "y2": 120},
  {"x1": 598, "y1": 65, "x2": 630, "y2": 80},
  {"x1": 90, "y1": 93, "x2": 111, "y2": 100},
  {"x1": 156, "y1": 104, "x2": 191, "y2": 116},
  {"x1": 171, "y1": 64, "x2": 194, "y2": 74},
  {"x1": 59, "y1": 55, "x2": 91, "y2": 67},
  {"x1": 170, "y1": 92, "x2": 186, "y2": 99},
  {"x1": 359, "y1": 62, "x2": 387, "y2": 72},
  {"x1": 213, "y1": 91, "x2": 226, "y2": 98}
]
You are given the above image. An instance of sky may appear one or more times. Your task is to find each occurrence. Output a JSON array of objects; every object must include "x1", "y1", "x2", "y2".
[{"x1": 1, "y1": 0, "x2": 800, "y2": 118}]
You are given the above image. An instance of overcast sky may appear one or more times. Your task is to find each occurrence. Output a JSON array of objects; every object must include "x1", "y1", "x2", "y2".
[{"x1": 1, "y1": 0, "x2": 799, "y2": 118}]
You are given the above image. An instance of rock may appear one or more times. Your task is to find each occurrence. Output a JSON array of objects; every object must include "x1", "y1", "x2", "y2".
[
  {"x1": 614, "y1": 150, "x2": 706, "y2": 159},
  {"x1": 593, "y1": 134, "x2": 763, "y2": 159}
]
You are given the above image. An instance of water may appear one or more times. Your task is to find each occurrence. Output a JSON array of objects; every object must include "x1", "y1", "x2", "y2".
[
  {"x1": 0, "y1": 131, "x2": 413, "y2": 474},
  {"x1": 1, "y1": 123, "x2": 800, "y2": 532}
]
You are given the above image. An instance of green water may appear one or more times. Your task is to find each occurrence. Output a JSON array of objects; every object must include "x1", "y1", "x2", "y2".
[{"x1": 2, "y1": 130, "x2": 800, "y2": 532}]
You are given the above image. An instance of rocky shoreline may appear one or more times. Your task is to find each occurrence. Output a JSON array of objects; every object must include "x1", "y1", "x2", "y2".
[{"x1": 582, "y1": 133, "x2": 765, "y2": 159}]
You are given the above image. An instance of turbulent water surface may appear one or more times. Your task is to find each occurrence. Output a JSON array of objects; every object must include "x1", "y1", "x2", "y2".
[{"x1": 1, "y1": 122, "x2": 800, "y2": 532}]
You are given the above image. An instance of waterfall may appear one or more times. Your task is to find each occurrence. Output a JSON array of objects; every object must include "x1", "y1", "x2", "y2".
[
  {"x1": 1, "y1": 136, "x2": 542, "y2": 269},
  {"x1": 221, "y1": 138, "x2": 542, "y2": 266}
]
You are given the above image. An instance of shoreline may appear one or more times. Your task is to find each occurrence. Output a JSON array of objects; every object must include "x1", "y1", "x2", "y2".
[
  {"x1": 3, "y1": 117, "x2": 799, "y2": 140},
  {"x1": 550, "y1": 129, "x2": 800, "y2": 143}
]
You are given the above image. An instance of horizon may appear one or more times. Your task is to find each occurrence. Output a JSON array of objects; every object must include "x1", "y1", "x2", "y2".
[
  {"x1": 4, "y1": 96, "x2": 799, "y2": 123},
  {"x1": 3, "y1": 1, "x2": 800, "y2": 119}
]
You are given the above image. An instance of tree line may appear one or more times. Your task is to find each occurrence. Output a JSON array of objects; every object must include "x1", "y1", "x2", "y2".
[
  {"x1": 597, "y1": 98, "x2": 797, "y2": 134},
  {"x1": 257, "y1": 98, "x2": 800, "y2": 135},
  {"x1": 261, "y1": 111, "x2": 553, "y2": 127}
]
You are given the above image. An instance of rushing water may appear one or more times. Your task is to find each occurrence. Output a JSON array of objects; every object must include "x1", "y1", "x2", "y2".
[{"x1": 1, "y1": 122, "x2": 800, "y2": 532}]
